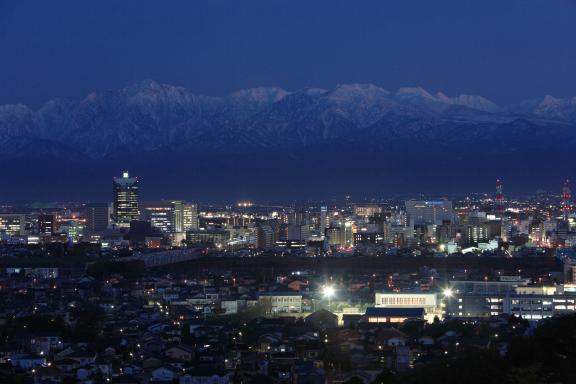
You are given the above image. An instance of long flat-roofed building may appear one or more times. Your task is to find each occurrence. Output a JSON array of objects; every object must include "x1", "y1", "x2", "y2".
[
  {"x1": 364, "y1": 307, "x2": 425, "y2": 323},
  {"x1": 375, "y1": 292, "x2": 441, "y2": 322},
  {"x1": 0, "y1": 214, "x2": 26, "y2": 236},
  {"x1": 258, "y1": 292, "x2": 302, "y2": 314},
  {"x1": 405, "y1": 200, "x2": 454, "y2": 226}
]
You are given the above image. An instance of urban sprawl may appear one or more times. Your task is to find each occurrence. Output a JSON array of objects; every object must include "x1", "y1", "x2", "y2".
[{"x1": 1, "y1": 173, "x2": 576, "y2": 383}]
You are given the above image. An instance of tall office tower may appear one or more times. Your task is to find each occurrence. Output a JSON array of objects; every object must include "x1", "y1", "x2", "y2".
[
  {"x1": 37, "y1": 214, "x2": 55, "y2": 235},
  {"x1": 287, "y1": 224, "x2": 311, "y2": 242},
  {"x1": 435, "y1": 220, "x2": 453, "y2": 244},
  {"x1": 561, "y1": 179, "x2": 571, "y2": 221},
  {"x1": 326, "y1": 226, "x2": 343, "y2": 246},
  {"x1": 320, "y1": 206, "x2": 328, "y2": 230},
  {"x1": 183, "y1": 203, "x2": 199, "y2": 231},
  {"x1": 500, "y1": 219, "x2": 512, "y2": 242},
  {"x1": 112, "y1": 171, "x2": 139, "y2": 228},
  {"x1": 171, "y1": 200, "x2": 184, "y2": 233},
  {"x1": 495, "y1": 179, "x2": 505, "y2": 218},
  {"x1": 405, "y1": 200, "x2": 454, "y2": 226},
  {"x1": 389, "y1": 210, "x2": 407, "y2": 226},
  {"x1": 290, "y1": 210, "x2": 309, "y2": 226},
  {"x1": 85, "y1": 203, "x2": 110, "y2": 235},
  {"x1": 465, "y1": 224, "x2": 490, "y2": 245},
  {"x1": 343, "y1": 220, "x2": 355, "y2": 247},
  {"x1": 256, "y1": 222, "x2": 275, "y2": 250}
]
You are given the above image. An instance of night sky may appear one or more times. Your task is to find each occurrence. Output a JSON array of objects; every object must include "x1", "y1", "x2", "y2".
[{"x1": 1, "y1": 0, "x2": 576, "y2": 108}]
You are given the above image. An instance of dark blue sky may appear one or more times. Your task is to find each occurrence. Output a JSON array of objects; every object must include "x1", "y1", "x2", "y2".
[{"x1": 1, "y1": 0, "x2": 575, "y2": 107}]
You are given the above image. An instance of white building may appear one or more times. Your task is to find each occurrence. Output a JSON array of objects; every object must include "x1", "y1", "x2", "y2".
[
  {"x1": 258, "y1": 293, "x2": 302, "y2": 314},
  {"x1": 375, "y1": 292, "x2": 440, "y2": 322}
]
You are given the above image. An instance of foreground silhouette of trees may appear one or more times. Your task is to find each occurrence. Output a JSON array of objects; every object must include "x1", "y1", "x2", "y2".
[{"x1": 388, "y1": 314, "x2": 576, "y2": 384}]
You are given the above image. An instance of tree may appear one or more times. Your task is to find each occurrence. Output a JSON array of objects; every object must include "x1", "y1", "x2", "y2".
[
  {"x1": 86, "y1": 259, "x2": 145, "y2": 279},
  {"x1": 342, "y1": 377, "x2": 364, "y2": 384},
  {"x1": 507, "y1": 366, "x2": 546, "y2": 384},
  {"x1": 69, "y1": 303, "x2": 104, "y2": 342},
  {"x1": 371, "y1": 369, "x2": 396, "y2": 384}
]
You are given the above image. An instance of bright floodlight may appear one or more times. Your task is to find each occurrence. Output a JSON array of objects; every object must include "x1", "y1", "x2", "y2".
[
  {"x1": 322, "y1": 286, "x2": 335, "y2": 298},
  {"x1": 443, "y1": 288, "x2": 454, "y2": 298}
]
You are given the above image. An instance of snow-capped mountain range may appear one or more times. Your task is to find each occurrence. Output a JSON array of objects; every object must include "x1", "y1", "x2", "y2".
[
  {"x1": 2, "y1": 79, "x2": 576, "y2": 201},
  {"x1": 1, "y1": 79, "x2": 575, "y2": 159}
]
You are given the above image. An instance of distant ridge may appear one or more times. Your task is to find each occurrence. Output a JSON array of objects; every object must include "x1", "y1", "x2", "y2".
[
  {"x1": 1, "y1": 79, "x2": 575, "y2": 159},
  {"x1": 1, "y1": 80, "x2": 575, "y2": 202}
]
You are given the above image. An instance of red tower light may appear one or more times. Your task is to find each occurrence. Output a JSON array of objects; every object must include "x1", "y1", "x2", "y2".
[{"x1": 561, "y1": 179, "x2": 571, "y2": 221}]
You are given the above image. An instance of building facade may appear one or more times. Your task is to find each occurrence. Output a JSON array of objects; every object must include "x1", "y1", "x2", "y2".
[
  {"x1": 85, "y1": 203, "x2": 110, "y2": 235},
  {"x1": 112, "y1": 171, "x2": 139, "y2": 228}
]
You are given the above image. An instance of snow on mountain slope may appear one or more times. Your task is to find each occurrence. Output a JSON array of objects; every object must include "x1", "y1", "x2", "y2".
[{"x1": 0, "y1": 80, "x2": 574, "y2": 159}]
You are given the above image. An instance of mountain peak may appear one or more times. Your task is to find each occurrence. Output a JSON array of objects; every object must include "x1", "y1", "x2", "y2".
[
  {"x1": 119, "y1": 79, "x2": 195, "y2": 106},
  {"x1": 228, "y1": 87, "x2": 289, "y2": 104},
  {"x1": 540, "y1": 94, "x2": 561, "y2": 106},
  {"x1": 297, "y1": 87, "x2": 329, "y2": 97},
  {"x1": 1, "y1": 80, "x2": 576, "y2": 163},
  {"x1": 396, "y1": 87, "x2": 434, "y2": 99},
  {"x1": 329, "y1": 83, "x2": 391, "y2": 99},
  {"x1": 124, "y1": 79, "x2": 188, "y2": 94}
]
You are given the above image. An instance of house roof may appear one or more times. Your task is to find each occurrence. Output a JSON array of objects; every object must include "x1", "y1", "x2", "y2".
[
  {"x1": 166, "y1": 344, "x2": 194, "y2": 353},
  {"x1": 305, "y1": 309, "x2": 337, "y2": 321},
  {"x1": 35, "y1": 366, "x2": 64, "y2": 377},
  {"x1": 258, "y1": 292, "x2": 302, "y2": 297}
]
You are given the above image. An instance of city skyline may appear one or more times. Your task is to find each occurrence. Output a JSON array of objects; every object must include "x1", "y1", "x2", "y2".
[
  {"x1": 0, "y1": 170, "x2": 574, "y2": 205},
  {"x1": 0, "y1": 172, "x2": 573, "y2": 204}
]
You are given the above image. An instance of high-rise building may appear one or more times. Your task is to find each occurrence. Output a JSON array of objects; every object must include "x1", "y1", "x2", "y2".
[
  {"x1": 140, "y1": 200, "x2": 189, "y2": 234},
  {"x1": 287, "y1": 224, "x2": 310, "y2": 242},
  {"x1": 85, "y1": 203, "x2": 110, "y2": 235},
  {"x1": 288, "y1": 210, "x2": 309, "y2": 226},
  {"x1": 465, "y1": 224, "x2": 490, "y2": 245},
  {"x1": 500, "y1": 219, "x2": 512, "y2": 242},
  {"x1": 256, "y1": 222, "x2": 276, "y2": 250},
  {"x1": 112, "y1": 171, "x2": 139, "y2": 228},
  {"x1": 37, "y1": 214, "x2": 55, "y2": 235},
  {"x1": 326, "y1": 226, "x2": 343, "y2": 246},
  {"x1": 183, "y1": 203, "x2": 199, "y2": 231},
  {"x1": 172, "y1": 200, "x2": 184, "y2": 233},
  {"x1": 343, "y1": 220, "x2": 354, "y2": 247},
  {"x1": 141, "y1": 201, "x2": 173, "y2": 233},
  {"x1": 320, "y1": 206, "x2": 328, "y2": 230},
  {"x1": 405, "y1": 200, "x2": 454, "y2": 226}
]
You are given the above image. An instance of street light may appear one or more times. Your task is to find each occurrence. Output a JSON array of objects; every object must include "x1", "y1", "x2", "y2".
[
  {"x1": 443, "y1": 288, "x2": 454, "y2": 298},
  {"x1": 322, "y1": 285, "x2": 335, "y2": 310},
  {"x1": 322, "y1": 285, "x2": 335, "y2": 298}
]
